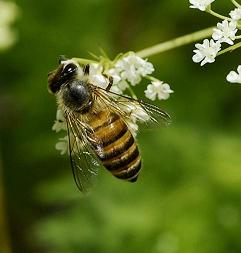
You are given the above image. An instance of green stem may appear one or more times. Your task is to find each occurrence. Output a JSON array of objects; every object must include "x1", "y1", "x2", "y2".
[
  {"x1": 145, "y1": 75, "x2": 158, "y2": 82},
  {"x1": 231, "y1": 0, "x2": 241, "y2": 8},
  {"x1": 235, "y1": 35, "x2": 241, "y2": 39},
  {"x1": 218, "y1": 41, "x2": 241, "y2": 56},
  {"x1": 206, "y1": 8, "x2": 231, "y2": 20},
  {"x1": 136, "y1": 27, "x2": 214, "y2": 58},
  {"x1": 127, "y1": 86, "x2": 137, "y2": 99}
]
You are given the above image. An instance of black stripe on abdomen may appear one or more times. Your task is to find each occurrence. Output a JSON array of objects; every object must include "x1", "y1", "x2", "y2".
[
  {"x1": 103, "y1": 143, "x2": 139, "y2": 171},
  {"x1": 100, "y1": 131, "x2": 135, "y2": 160},
  {"x1": 113, "y1": 157, "x2": 142, "y2": 182}
]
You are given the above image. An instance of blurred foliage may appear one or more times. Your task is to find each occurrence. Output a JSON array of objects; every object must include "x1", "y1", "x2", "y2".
[{"x1": 0, "y1": 0, "x2": 241, "y2": 253}]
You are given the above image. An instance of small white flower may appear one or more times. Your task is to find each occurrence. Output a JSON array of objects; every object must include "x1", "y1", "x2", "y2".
[
  {"x1": 229, "y1": 8, "x2": 241, "y2": 21},
  {"x1": 226, "y1": 65, "x2": 241, "y2": 84},
  {"x1": 136, "y1": 61, "x2": 154, "y2": 76},
  {"x1": 118, "y1": 62, "x2": 142, "y2": 86},
  {"x1": 52, "y1": 109, "x2": 66, "y2": 132},
  {"x1": 212, "y1": 20, "x2": 237, "y2": 45},
  {"x1": 145, "y1": 81, "x2": 173, "y2": 101},
  {"x1": 117, "y1": 80, "x2": 129, "y2": 91},
  {"x1": 192, "y1": 39, "x2": 221, "y2": 66},
  {"x1": 115, "y1": 52, "x2": 154, "y2": 86},
  {"x1": 189, "y1": 0, "x2": 215, "y2": 11},
  {"x1": 55, "y1": 136, "x2": 68, "y2": 155},
  {"x1": 89, "y1": 63, "x2": 108, "y2": 88}
]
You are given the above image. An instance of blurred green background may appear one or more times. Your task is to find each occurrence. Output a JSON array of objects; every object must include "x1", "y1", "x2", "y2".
[{"x1": 1, "y1": 0, "x2": 241, "y2": 253}]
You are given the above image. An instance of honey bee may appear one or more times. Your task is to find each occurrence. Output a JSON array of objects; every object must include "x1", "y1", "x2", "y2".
[{"x1": 48, "y1": 58, "x2": 170, "y2": 192}]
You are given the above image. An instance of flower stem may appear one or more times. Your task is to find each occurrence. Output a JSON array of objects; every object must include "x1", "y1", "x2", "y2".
[
  {"x1": 231, "y1": 0, "x2": 241, "y2": 8},
  {"x1": 206, "y1": 8, "x2": 231, "y2": 20},
  {"x1": 136, "y1": 27, "x2": 214, "y2": 58},
  {"x1": 145, "y1": 75, "x2": 158, "y2": 82},
  {"x1": 127, "y1": 86, "x2": 137, "y2": 99},
  {"x1": 218, "y1": 41, "x2": 241, "y2": 56}
]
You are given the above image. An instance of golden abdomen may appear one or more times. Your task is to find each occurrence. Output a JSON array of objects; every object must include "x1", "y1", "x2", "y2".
[{"x1": 89, "y1": 111, "x2": 141, "y2": 182}]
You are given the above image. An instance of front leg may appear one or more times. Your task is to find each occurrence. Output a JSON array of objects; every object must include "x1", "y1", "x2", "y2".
[{"x1": 104, "y1": 75, "x2": 113, "y2": 91}]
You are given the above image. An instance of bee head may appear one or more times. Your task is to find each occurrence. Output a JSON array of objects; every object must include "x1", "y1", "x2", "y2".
[
  {"x1": 48, "y1": 59, "x2": 92, "y2": 112},
  {"x1": 48, "y1": 60, "x2": 78, "y2": 94}
]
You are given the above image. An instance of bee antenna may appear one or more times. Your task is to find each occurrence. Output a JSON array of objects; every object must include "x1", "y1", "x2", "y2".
[
  {"x1": 83, "y1": 64, "x2": 90, "y2": 75},
  {"x1": 58, "y1": 55, "x2": 68, "y2": 64}
]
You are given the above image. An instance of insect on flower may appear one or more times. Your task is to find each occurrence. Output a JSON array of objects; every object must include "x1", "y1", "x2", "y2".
[{"x1": 48, "y1": 57, "x2": 171, "y2": 192}]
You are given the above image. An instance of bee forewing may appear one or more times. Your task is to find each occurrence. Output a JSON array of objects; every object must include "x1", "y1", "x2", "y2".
[
  {"x1": 66, "y1": 116, "x2": 100, "y2": 193},
  {"x1": 92, "y1": 86, "x2": 171, "y2": 125}
]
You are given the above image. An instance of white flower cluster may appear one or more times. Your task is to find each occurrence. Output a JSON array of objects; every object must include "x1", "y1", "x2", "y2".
[
  {"x1": 107, "y1": 52, "x2": 156, "y2": 95},
  {"x1": 0, "y1": 1, "x2": 19, "y2": 51},
  {"x1": 53, "y1": 53, "x2": 173, "y2": 154},
  {"x1": 86, "y1": 52, "x2": 173, "y2": 101},
  {"x1": 111, "y1": 52, "x2": 154, "y2": 86},
  {"x1": 190, "y1": 0, "x2": 241, "y2": 84}
]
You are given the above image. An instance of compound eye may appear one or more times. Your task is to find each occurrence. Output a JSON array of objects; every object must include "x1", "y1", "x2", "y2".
[
  {"x1": 59, "y1": 63, "x2": 78, "y2": 83},
  {"x1": 63, "y1": 63, "x2": 77, "y2": 75}
]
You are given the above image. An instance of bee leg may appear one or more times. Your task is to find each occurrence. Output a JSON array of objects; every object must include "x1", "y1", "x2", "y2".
[
  {"x1": 83, "y1": 64, "x2": 90, "y2": 75},
  {"x1": 105, "y1": 76, "x2": 113, "y2": 91}
]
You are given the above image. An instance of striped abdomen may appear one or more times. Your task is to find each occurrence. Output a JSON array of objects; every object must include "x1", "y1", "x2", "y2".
[{"x1": 88, "y1": 111, "x2": 141, "y2": 182}]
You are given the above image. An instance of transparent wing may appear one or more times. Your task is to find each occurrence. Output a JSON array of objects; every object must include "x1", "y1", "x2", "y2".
[
  {"x1": 117, "y1": 97, "x2": 171, "y2": 124},
  {"x1": 92, "y1": 86, "x2": 171, "y2": 125},
  {"x1": 66, "y1": 114, "x2": 101, "y2": 193}
]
